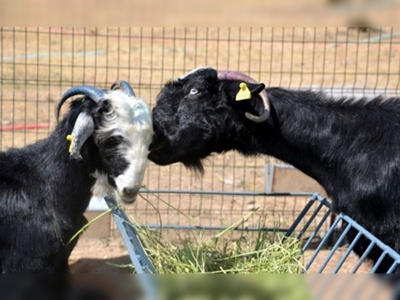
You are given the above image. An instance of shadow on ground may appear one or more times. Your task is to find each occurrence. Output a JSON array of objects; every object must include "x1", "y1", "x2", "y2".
[{"x1": 70, "y1": 255, "x2": 133, "y2": 274}]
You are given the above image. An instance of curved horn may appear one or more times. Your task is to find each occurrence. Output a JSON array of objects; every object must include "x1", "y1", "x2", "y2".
[
  {"x1": 111, "y1": 80, "x2": 136, "y2": 97},
  {"x1": 67, "y1": 112, "x2": 95, "y2": 160},
  {"x1": 217, "y1": 70, "x2": 270, "y2": 123},
  {"x1": 55, "y1": 85, "x2": 107, "y2": 123}
]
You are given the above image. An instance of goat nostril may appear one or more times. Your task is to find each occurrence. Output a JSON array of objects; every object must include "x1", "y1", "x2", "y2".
[
  {"x1": 121, "y1": 187, "x2": 138, "y2": 204},
  {"x1": 123, "y1": 188, "x2": 137, "y2": 197}
]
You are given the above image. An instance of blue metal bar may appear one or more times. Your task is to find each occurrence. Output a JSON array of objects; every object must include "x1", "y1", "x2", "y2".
[
  {"x1": 298, "y1": 196, "x2": 400, "y2": 274},
  {"x1": 370, "y1": 251, "x2": 388, "y2": 274},
  {"x1": 387, "y1": 261, "x2": 399, "y2": 274},
  {"x1": 285, "y1": 194, "x2": 320, "y2": 237},
  {"x1": 350, "y1": 241, "x2": 376, "y2": 273},
  {"x1": 340, "y1": 214, "x2": 400, "y2": 263},
  {"x1": 105, "y1": 196, "x2": 156, "y2": 274},
  {"x1": 140, "y1": 189, "x2": 315, "y2": 197},
  {"x1": 104, "y1": 196, "x2": 158, "y2": 300},
  {"x1": 138, "y1": 224, "x2": 288, "y2": 233},
  {"x1": 296, "y1": 200, "x2": 325, "y2": 240},
  {"x1": 317, "y1": 220, "x2": 353, "y2": 273},
  {"x1": 304, "y1": 215, "x2": 343, "y2": 271},
  {"x1": 332, "y1": 230, "x2": 362, "y2": 273},
  {"x1": 301, "y1": 209, "x2": 332, "y2": 252}
]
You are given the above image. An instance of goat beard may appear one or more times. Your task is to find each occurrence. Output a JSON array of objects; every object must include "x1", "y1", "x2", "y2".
[{"x1": 183, "y1": 159, "x2": 205, "y2": 175}]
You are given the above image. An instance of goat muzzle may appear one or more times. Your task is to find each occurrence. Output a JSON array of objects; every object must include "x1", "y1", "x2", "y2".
[{"x1": 119, "y1": 187, "x2": 139, "y2": 204}]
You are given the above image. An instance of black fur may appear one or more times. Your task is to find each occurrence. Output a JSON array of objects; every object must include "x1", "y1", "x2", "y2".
[
  {"x1": 0, "y1": 99, "x2": 129, "y2": 273},
  {"x1": 149, "y1": 67, "x2": 400, "y2": 273}
]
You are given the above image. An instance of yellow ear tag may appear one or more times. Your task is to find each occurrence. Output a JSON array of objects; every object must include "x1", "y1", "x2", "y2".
[
  {"x1": 235, "y1": 82, "x2": 252, "y2": 101},
  {"x1": 66, "y1": 134, "x2": 74, "y2": 153}
]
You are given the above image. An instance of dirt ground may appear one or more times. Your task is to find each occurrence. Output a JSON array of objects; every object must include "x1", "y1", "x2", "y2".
[{"x1": 2, "y1": 27, "x2": 400, "y2": 276}]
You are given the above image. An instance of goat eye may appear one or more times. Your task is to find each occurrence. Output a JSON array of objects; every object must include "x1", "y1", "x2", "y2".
[{"x1": 189, "y1": 88, "x2": 199, "y2": 95}]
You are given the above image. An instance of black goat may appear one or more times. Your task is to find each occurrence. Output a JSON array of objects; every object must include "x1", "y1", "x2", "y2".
[
  {"x1": 149, "y1": 67, "x2": 400, "y2": 273},
  {"x1": 0, "y1": 81, "x2": 153, "y2": 273}
]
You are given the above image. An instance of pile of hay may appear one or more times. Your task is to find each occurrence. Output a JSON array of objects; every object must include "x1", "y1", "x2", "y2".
[{"x1": 136, "y1": 213, "x2": 304, "y2": 274}]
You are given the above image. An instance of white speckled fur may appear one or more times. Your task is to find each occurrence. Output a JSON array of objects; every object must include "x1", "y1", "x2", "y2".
[{"x1": 91, "y1": 90, "x2": 153, "y2": 202}]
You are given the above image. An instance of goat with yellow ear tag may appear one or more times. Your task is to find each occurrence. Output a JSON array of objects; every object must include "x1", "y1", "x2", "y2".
[
  {"x1": 0, "y1": 80, "x2": 153, "y2": 273},
  {"x1": 149, "y1": 66, "x2": 400, "y2": 274}
]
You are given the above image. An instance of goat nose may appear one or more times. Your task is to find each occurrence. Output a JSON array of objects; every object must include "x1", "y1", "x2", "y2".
[
  {"x1": 122, "y1": 187, "x2": 138, "y2": 202},
  {"x1": 123, "y1": 187, "x2": 136, "y2": 196}
]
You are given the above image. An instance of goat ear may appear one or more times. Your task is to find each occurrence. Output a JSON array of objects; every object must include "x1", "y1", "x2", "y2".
[
  {"x1": 231, "y1": 82, "x2": 266, "y2": 102},
  {"x1": 221, "y1": 76, "x2": 270, "y2": 122},
  {"x1": 249, "y1": 83, "x2": 266, "y2": 95},
  {"x1": 230, "y1": 82, "x2": 270, "y2": 123},
  {"x1": 67, "y1": 112, "x2": 95, "y2": 160}
]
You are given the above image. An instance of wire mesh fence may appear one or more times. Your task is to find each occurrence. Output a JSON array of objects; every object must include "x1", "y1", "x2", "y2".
[{"x1": 2, "y1": 26, "x2": 400, "y2": 247}]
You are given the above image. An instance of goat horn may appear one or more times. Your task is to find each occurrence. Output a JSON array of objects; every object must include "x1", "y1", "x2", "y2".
[
  {"x1": 111, "y1": 80, "x2": 136, "y2": 97},
  {"x1": 217, "y1": 70, "x2": 270, "y2": 123},
  {"x1": 55, "y1": 85, "x2": 107, "y2": 123},
  {"x1": 68, "y1": 112, "x2": 95, "y2": 160}
]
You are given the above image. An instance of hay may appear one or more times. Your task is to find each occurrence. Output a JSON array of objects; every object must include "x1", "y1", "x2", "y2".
[{"x1": 135, "y1": 212, "x2": 304, "y2": 274}]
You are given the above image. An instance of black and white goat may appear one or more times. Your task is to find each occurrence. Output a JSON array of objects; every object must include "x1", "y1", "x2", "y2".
[
  {"x1": 0, "y1": 81, "x2": 153, "y2": 273},
  {"x1": 149, "y1": 67, "x2": 400, "y2": 273}
]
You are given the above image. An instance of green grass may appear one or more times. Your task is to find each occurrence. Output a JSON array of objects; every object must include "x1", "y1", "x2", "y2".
[{"x1": 135, "y1": 212, "x2": 304, "y2": 274}]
